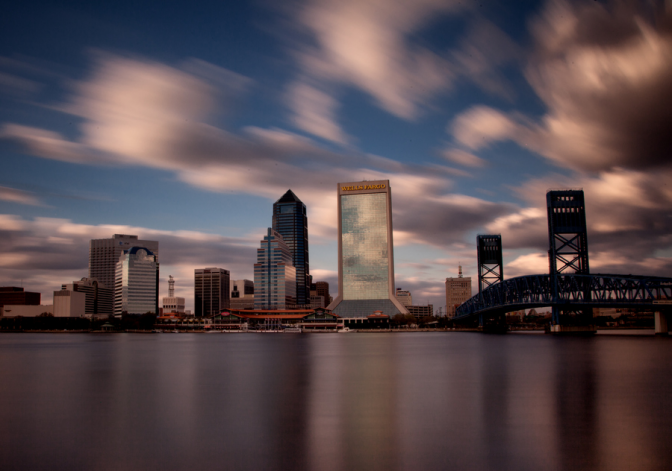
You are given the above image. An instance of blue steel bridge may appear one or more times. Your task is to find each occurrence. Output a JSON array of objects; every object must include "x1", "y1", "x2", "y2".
[{"x1": 453, "y1": 190, "x2": 672, "y2": 334}]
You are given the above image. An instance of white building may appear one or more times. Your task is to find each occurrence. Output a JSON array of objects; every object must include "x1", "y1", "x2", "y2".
[
  {"x1": 395, "y1": 289, "x2": 413, "y2": 307},
  {"x1": 162, "y1": 275, "x2": 185, "y2": 313},
  {"x1": 115, "y1": 247, "x2": 159, "y2": 316},
  {"x1": 53, "y1": 290, "x2": 86, "y2": 317},
  {"x1": 90, "y1": 234, "x2": 158, "y2": 292}
]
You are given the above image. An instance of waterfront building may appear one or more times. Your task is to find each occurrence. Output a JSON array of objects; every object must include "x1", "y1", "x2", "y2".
[
  {"x1": 1, "y1": 304, "x2": 53, "y2": 317},
  {"x1": 254, "y1": 228, "x2": 296, "y2": 310},
  {"x1": 395, "y1": 288, "x2": 413, "y2": 307},
  {"x1": 115, "y1": 247, "x2": 159, "y2": 316},
  {"x1": 230, "y1": 279, "x2": 254, "y2": 310},
  {"x1": 90, "y1": 234, "x2": 159, "y2": 291},
  {"x1": 272, "y1": 190, "x2": 310, "y2": 306},
  {"x1": 61, "y1": 278, "x2": 114, "y2": 317},
  {"x1": 446, "y1": 266, "x2": 472, "y2": 318},
  {"x1": 0, "y1": 287, "x2": 40, "y2": 309},
  {"x1": 327, "y1": 180, "x2": 409, "y2": 317},
  {"x1": 53, "y1": 290, "x2": 86, "y2": 317},
  {"x1": 195, "y1": 268, "x2": 230, "y2": 317},
  {"x1": 407, "y1": 304, "x2": 433, "y2": 318},
  {"x1": 162, "y1": 275, "x2": 185, "y2": 313}
]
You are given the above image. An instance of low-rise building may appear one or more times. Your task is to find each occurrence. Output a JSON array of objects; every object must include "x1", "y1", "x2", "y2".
[
  {"x1": 1, "y1": 304, "x2": 53, "y2": 317},
  {"x1": 53, "y1": 290, "x2": 86, "y2": 317}
]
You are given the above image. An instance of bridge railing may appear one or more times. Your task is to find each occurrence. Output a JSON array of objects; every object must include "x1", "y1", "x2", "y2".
[{"x1": 454, "y1": 274, "x2": 672, "y2": 320}]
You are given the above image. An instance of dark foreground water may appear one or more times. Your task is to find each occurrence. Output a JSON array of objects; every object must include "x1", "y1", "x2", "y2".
[{"x1": 1, "y1": 332, "x2": 671, "y2": 471}]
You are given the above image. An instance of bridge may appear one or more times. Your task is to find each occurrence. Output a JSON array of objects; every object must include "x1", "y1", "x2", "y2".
[{"x1": 454, "y1": 190, "x2": 672, "y2": 334}]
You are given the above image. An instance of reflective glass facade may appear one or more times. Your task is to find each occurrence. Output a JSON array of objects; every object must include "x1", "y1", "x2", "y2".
[
  {"x1": 341, "y1": 193, "x2": 389, "y2": 299},
  {"x1": 114, "y1": 247, "x2": 159, "y2": 315},
  {"x1": 254, "y1": 228, "x2": 297, "y2": 309},
  {"x1": 272, "y1": 190, "x2": 309, "y2": 306},
  {"x1": 329, "y1": 181, "x2": 409, "y2": 318}
]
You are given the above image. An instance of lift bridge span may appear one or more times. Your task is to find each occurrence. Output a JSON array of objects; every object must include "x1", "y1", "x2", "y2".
[
  {"x1": 454, "y1": 273, "x2": 672, "y2": 318},
  {"x1": 453, "y1": 190, "x2": 672, "y2": 334}
]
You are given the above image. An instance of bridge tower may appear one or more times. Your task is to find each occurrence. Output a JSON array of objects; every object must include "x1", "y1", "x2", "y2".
[
  {"x1": 477, "y1": 235, "x2": 503, "y2": 293},
  {"x1": 547, "y1": 190, "x2": 591, "y2": 326}
]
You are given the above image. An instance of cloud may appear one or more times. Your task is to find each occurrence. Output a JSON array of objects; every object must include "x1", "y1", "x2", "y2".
[
  {"x1": 450, "y1": 106, "x2": 519, "y2": 150},
  {"x1": 441, "y1": 149, "x2": 487, "y2": 168},
  {"x1": 491, "y1": 167, "x2": 672, "y2": 279},
  {"x1": 292, "y1": 0, "x2": 465, "y2": 120},
  {"x1": 0, "y1": 186, "x2": 41, "y2": 206},
  {"x1": 286, "y1": 81, "x2": 350, "y2": 144},
  {"x1": 448, "y1": 0, "x2": 672, "y2": 173}
]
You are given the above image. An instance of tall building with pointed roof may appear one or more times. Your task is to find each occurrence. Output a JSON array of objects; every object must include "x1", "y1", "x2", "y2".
[{"x1": 272, "y1": 189, "x2": 310, "y2": 306}]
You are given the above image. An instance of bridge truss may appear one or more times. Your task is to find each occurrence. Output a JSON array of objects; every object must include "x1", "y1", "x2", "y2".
[{"x1": 454, "y1": 274, "x2": 672, "y2": 320}]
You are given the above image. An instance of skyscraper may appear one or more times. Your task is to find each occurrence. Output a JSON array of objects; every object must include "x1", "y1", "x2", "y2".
[
  {"x1": 90, "y1": 234, "x2": 159, "y2": 291},
  {"x1": 327, "y1": 180, "x2": 408, "y2": 317},
  {"x1": 254, "y1": 228, "x2": 296, "y2": 310},
  {"x1": 114, "y1": 247, "x2": 159, "y2": 315},
  {"x1": 272, "y1": 190, "x2": 310, "y2": 306},
  {"x1": 194, "y1": 268, "x2": 230, "y2": 317}
]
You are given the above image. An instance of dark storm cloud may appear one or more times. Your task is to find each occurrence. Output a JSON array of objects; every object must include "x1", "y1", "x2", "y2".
[{"x1": 451, "y1": 0, "x2": 672, "y2": 174}]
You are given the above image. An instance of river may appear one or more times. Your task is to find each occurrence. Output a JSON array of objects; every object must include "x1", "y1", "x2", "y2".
[{"x1": 1, "y1": 331, "x2": 671, "y2": 471}]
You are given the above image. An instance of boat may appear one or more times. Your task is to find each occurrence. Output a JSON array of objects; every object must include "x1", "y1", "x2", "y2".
[
  {"x1": 284, "y1": 327, "x2": 302, "y2": 333},
  {"x1": 338, "y1": 327, "x2": 353, "y2": 333}
]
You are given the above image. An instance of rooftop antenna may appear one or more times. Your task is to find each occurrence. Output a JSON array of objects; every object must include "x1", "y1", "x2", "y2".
[{"x1": 458, "y1": 264, "x2": 463, "y2": 278}]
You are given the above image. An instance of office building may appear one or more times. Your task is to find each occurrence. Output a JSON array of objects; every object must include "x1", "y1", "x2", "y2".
[
  {"x1": 407, "y1": 304, "x2": 433, "y2": 318},
  {"x1": 395, "y1": 289, "x2": 413, "y2": 307},
  {"x1": 61, "y1": 278, "x2": 114, "y2": 317},
  {"x1": 446, "y1": 266, "x2": 472, "y2": 318},
  {"x1": 115, "y1": 247, "x2": 159, "y2": 316},
  {"x1": 254, "y1": 228, "x2": 296, "y2": 310},
  {"x1": 53, "y1": 290, "x2": 86, "y2": 317},
  {"x1": 312, "y1": 281, "x2": 332, "y2": 306},
  {"x1": 0, "y1": 287, "x2": 40, "y2": 308},
  {"x1": 90, "y1": 234, "x2": 159, "y2": 291},
  {"x1": 327, "y1": 180, "x2": 408, "y2": 317},
  {"x1": 162, "y1": 275, "x2": 186, "y2": 313},
  {"x1": 272, "y1": 190, "x2": 310, "y2": 306},
  {"x1": 195, "y1": 268, "x2": 230, "y2": 317},
  {"x1": 230, "y1": 279, "x2": 254, "y2": 310}
]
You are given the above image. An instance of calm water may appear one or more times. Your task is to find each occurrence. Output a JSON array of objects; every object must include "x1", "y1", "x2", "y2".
[{"x1": 1, "y1": 332, "x2": 671, "y2": 471}]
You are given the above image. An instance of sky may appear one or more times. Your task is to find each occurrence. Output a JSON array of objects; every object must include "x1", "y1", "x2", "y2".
[{"x1": 1, "y1": 0, "x2": 671, "y2": 313}]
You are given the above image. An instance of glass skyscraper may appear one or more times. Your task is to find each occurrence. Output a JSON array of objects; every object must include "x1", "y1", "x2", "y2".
[
  {"x1": 254, "y1": 228, "x2": 296, "y2": 309},
  {"x1": 272, "y1": 190, "x2": 310, "y2": 306},
  {"x1": 327, "y1": 180, "x2": 409, "y2": 317}
]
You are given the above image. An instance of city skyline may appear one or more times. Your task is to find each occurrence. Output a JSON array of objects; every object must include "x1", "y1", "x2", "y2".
[{"x1": 1, "y1": 0, "x2": 671, "y2": 311}]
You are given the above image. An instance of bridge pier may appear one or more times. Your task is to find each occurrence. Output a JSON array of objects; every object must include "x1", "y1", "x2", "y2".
[{"x1": 654, "y1": 311, "x2": 669, "y2": 335}]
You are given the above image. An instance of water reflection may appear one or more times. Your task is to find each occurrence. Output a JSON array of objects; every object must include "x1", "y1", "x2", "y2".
[
  {"x1": 553, "y1": 338, "x2": 598, "y2": 471},
  {"x1": 1, "y1": 333, "x2": 671, "y2": 471}
]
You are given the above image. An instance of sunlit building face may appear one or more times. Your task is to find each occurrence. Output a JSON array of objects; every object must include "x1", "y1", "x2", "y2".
[
  {"x1": 328, "y1": 181, "x2": 409, "y2": 318},
  {"x1": 341, "y1": 193, "x2": 389, "y2": 300}
]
